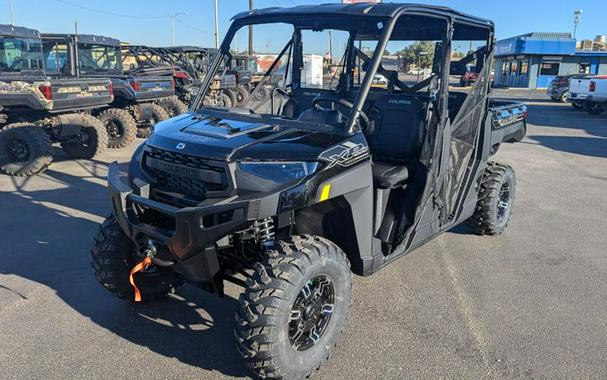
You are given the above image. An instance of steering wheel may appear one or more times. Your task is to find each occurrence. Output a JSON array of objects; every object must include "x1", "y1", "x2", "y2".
[{"x1": 312, "y1": 96, "x2": 370, "y2": 130}]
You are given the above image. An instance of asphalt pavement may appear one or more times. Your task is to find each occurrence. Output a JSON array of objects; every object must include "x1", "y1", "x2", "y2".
[{"x1": 1, "y1": 89, "x2": 606, "y2": 379}]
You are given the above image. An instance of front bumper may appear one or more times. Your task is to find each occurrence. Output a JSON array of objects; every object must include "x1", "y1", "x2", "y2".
[{"x1": 107, "y1": 162, "x2": 278, "y2": 286}]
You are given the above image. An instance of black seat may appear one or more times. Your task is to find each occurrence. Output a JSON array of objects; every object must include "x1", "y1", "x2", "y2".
[
  {"x1": 365, "y1": 94, "x2": 427, "y2": 188},
  {"x1": 372, "y1": 162, "x2": 409, "y2": 189}
]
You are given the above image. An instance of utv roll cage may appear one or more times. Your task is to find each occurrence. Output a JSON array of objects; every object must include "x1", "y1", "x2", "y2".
[{"x1": 192, "y1": 3, "x2": 494, "y2": 134}]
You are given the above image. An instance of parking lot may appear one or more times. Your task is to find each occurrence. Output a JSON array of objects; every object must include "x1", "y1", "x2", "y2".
[{"x1": 0, "y1": 89, "x2": 606, "y2": 379}]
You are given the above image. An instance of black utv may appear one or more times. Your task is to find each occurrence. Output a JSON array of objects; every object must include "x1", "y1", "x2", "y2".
[
  {"x1": 91, "y1": 4, "x2": 527, "y2": 379},
  {"x1": 41, "y1": 33, "x2": 179, "y2": 146},
  {"x1": 0, "y1": 24, "x2": 111, "y2": 176}
]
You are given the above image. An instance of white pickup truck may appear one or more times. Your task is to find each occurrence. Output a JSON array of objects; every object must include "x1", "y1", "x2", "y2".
[{"x1": 568, "y1": 75, "x2": 607, "y2": 114}]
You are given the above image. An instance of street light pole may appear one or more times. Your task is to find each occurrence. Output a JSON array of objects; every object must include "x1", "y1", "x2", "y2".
[
  {"x1": 248, "y1": 0, "x2": 254, "y2": 55},
  {"x1": 213, "y1": 0, "x2": 220, "y2": 49},
  {"x1": 171, "y1": 12, "x2": 186, "y2": 47},
  {"x1": 573, "y1": 9, "x2": 583, "y2": 39},
  {"x1": 8, "y1": 0, "x2": 15, "y2": 25}
]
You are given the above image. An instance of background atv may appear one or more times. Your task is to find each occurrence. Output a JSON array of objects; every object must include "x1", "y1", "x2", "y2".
[
  {"x1": 0, "y1": 24, "x2": 111, "y2": 176},
  {"x1": 91, "y1": 4, "x2": 527, "y2": 379},
  {"x1": 41, "y1": 33, "x2": 180, "y2": 145}
]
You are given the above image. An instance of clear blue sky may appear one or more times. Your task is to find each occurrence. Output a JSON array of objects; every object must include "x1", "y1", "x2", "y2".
[{"x1": 2, "y1": 0, "x2": 605, "y2": 51}]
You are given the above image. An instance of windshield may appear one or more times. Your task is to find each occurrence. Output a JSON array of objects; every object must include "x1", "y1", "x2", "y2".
[
  {"x1": 0, "y1": 37, "x2": 44, "y2": 72},
  {"x1": 197, "y1": 23, "x2": 379, "y2": 118},
  {"x1": 77, "y1": 43, "x2": 121, "y2": 74}
]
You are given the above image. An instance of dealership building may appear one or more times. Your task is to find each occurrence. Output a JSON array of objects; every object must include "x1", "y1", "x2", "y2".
[{"x1": 493, "y1": 32, "x2": 607, "y2": 88}]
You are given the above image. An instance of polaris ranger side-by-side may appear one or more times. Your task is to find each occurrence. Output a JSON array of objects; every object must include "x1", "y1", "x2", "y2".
[
  {"x1": 41, "y1": 33, "x2": 178, "y2": 146},
  {"x1": 0, "y1": 24, "x2": 111, "y2": 176},
  {"x1": 91, "y1": 4, "x2": 527, "y2": 379}
]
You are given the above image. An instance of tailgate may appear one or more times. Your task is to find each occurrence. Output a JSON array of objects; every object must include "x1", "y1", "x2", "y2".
[
  {"x1": 489, "y1": 100, "x2": 527, "y2": 144},
  {"x1": 48, "y1": 78, "x2": 113, "y2": 112},
  {"x1": 133, "y1": 76, "x2": 175, "y2": 101},
  {"x1": 569, "y1": 78, "x2": 590, "y2": 99}
]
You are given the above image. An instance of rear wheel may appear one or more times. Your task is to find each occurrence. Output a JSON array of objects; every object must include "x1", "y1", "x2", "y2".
[
  {"x1": 466, "y1": 162, "x2": 516, "y2": 235},
  {"x1": 157, "y1": 96, "x2": 188, "y2": 117},
  {"x1": 235, "y1": 235, "x2": 352, "y2": 380},
  {"x1": 91, "y1": 215, "x2": 183, "y2": 302},
  {"x1": 98, "y1": 108, "x2": 137, "y2": 149},
  {"x1": 0, "y1": 123, "x2": 52, "y2": 176},
  {"x1": 559, "y1": 91, "x2": 570, "y2": 103},
  {"x1": 61, "y1": 114, "x2": 108, "y2": 159},
  {"x1": 585, "y1": 102, "x2": 604, "y2": 115}
]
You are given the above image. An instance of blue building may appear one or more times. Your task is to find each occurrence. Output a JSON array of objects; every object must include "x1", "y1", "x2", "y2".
[{"x1": 493, "y1": 32, "x2": 607, "y2": 88}]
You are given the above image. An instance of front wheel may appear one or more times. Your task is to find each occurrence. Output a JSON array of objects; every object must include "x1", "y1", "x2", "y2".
[
  {"x1": 466, "y1": 162, "x2": 516, "y2": 235},
  {"x1": 235, "y1": 235, "x2": 352, "y2": 380},
  {"x1": 91, "y1": 215, "x2": 183, "y2": 302},
  {"x1": 60, "y1": 114, "x2": 108, "y2": 159}
]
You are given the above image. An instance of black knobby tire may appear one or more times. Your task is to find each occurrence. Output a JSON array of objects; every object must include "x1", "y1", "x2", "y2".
[
  {"x1": 466, "y1": 162, "x2": 516, "y2": 235},
  {"x1": 136, "y1": 103, "x2": 170, "y2": 139},
  {"x1": 91, "y1": 215, "x2": 183, "y2": 302},
  {"x1": 61, "y1": 114, "x2": 108, "y2": 159},
  {"x1": 0, "y1": 123, "x2": 52, "y2": 176},
  {"x1": 234, "y1": 85, "x2": 250, "y2": 107},
  {"x1": 251, "y1": 85, "x2": 270, "y2": 102},
  {"x1": 223, "y1": 89, "x2": 238, "y2": 108},
  {"x1": 585, "y1": 102, "x2": 604, "y2": 115},
  {"x1": 235, "y1": 235, "x2": 352, "y2": 380},
  {"x1": 157, "y1": 96, "x2": 188, "y2": 117},
  {"x1": 98, "y1": 108, "x2": 137, "y2": 149},
  {"x1": 218, "y1": 93, "x2": 232, "y2": 108}
]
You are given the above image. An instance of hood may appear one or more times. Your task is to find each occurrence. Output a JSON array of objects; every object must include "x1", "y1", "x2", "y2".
[{"x1": 147, "y1": 111, "x2": 349, "y2": 162}]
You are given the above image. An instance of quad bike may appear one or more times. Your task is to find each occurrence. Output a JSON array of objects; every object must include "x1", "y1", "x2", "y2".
[{"x1": 91, "y1": 4, "x2": 527, "y2": 379}]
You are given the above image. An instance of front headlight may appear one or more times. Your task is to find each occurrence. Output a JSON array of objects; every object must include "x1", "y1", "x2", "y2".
[{"x1": 236, "y1": 161, "x2": 318, "y2": 192}]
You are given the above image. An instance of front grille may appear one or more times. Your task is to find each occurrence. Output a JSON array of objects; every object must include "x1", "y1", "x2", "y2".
[{"x1": 144, "y1": 147, "x2": 229, "y2": 205}]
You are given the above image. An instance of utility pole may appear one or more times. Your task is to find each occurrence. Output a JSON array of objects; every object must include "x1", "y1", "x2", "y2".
[
  {"x1": 248, "y1": 0, "x2": 254, "y2": 55},
  {"x1": 8, "y1": 0, "x2": 15, "y2": 25},
  {"x1": 213, "y1": 0, "x2": 220, "y2": 49},
  {"x1": 171, "y1": 12, "x2": 186, "y2": 47},
  {"x1": 573, "y1": 9, "x2": 583, "y2": 39},
  {"x1": 328, "y1": 30, "x2": 333, "y2": 64}
]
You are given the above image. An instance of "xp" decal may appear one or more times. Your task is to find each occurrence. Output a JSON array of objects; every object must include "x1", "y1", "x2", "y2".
[{"x1": 320, "y1": 141, "x2": 370, "y2": 169}]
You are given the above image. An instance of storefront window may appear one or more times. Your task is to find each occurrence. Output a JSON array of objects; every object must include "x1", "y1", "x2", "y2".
[
  {"x1": 510, "y1": 61, "x2": 518, "y2": 74},
  {"x1": 540, "y1": 62, "x2": 559, "y2": 76},
  {"x1": 519, "y1": 60, "x2": 528, "y2": 75}
]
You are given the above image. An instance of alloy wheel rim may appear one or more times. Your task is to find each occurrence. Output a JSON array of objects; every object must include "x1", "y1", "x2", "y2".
[
  {"x1": 7, "y1": 137, "x2": 30, "y2": 162},
  {"x1": 496, "y1": 182, "x2": 510, "y2": 222},
  {"x1": 288, "y1": 275, "x2": 335, "y2": 351}
]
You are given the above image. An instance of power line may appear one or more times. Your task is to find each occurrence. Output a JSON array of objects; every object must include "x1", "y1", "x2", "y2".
[
  {"x1": 53, "y1": 0, "x2": 169, "y2": 19},
  {"x1": 176, "y1": 19, "x2": 214, "y2": 36}
]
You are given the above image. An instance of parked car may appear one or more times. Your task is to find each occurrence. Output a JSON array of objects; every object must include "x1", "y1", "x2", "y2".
[
  {"x1": 459, "y1": 66, "x2": 477, "y2": 86},
  {"x1": 568, "y1": 75, "x2": 607, "y2": 114},
  {"x1": 547, "y1": 74, "x2": 587, "y2": 103}
]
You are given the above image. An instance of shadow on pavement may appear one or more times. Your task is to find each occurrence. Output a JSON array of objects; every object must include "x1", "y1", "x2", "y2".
[
  {"x1": 0, "y1": 160, "x2": 249, "y2": 378},
  {"x1": 527, "y1": 135, "x2": 607, "y2": 159}
]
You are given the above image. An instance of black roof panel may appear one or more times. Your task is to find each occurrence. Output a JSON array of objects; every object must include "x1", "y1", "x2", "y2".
[
  {"x1": 0, "y1": 24, "x2": 40, "y2": 39},
  {"x1": 232, "y1": 3, "x2": 492, "y2": 29}
]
